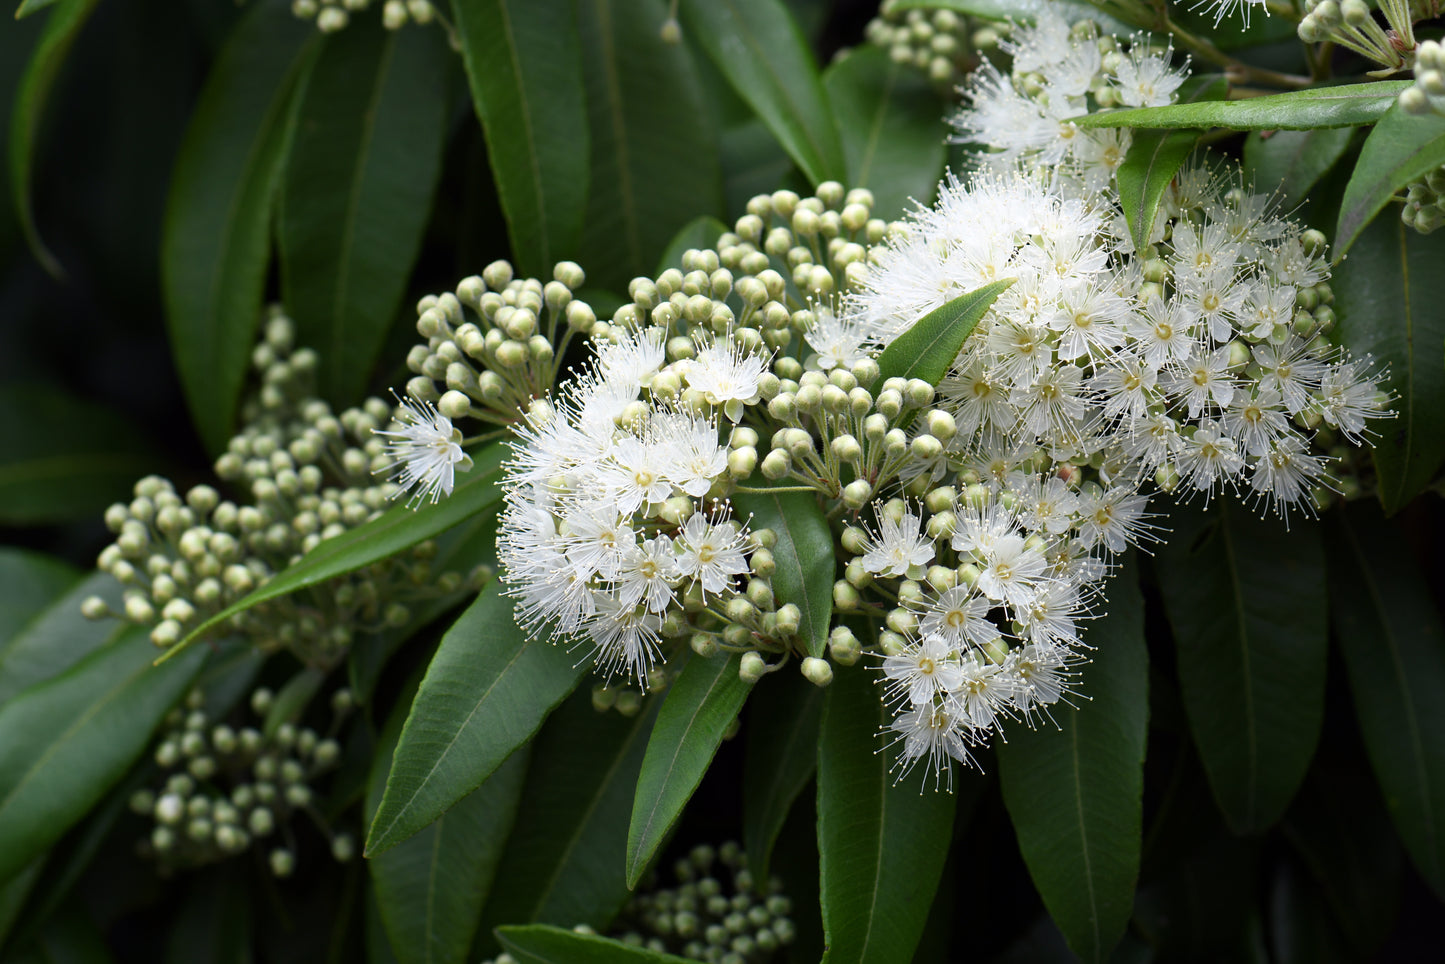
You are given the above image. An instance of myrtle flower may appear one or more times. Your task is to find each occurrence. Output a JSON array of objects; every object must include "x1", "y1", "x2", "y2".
[{"x1": 374, "y1": 397, "x2": 472, "y2": 506}]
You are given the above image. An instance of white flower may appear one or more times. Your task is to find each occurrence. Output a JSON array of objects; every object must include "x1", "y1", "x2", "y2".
[
  {"x1": 883, "y1": 634, "x2": 965, "y2": 707},
  {"x1": 683, "y1": 336, "x2": 770, "y2": 422},
  {"x1": 674, "y1": 511, "x2": 750, "y2": 595},
  {"x1": 888, "y1": 703, "x2": 975, "y2": 788},
  {"x1": 1111, "y1": 44, "x2": 1187, "y2": 107},
  {"x1": 375, "y1": 397, "x2": 472, "y2": 506},
  {"x1": 975, "y1": 534, "x2": 1048, "y2": 608},
  {"x1": 918, "y1": 586, "x2": 996, "y2": 649},
  {"x1": 861, "y1": 509, "x2": 935, "y2": 578}
]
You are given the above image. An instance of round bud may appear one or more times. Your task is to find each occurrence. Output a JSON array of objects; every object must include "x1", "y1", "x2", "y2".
[
  {"x1": 800, "y1": 657, "x2": 833, "y2": 687},
  {"x1": 270, "y1": 848, "x2": 296, "y2": 878},
  {"x1": 842, "y1": 479, "x2": 873, "y2": 509},
  {"x1": 616, "y1": 690, "x2": 643, "y2": 717},
  {"x1": 739, "y1": 652, "x2": 767, "y2": 683}
]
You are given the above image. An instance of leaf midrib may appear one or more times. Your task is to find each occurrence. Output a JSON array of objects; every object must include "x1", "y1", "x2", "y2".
[{"x1": 1221, "y1": 508, "x2": 1259, "y2": 826}]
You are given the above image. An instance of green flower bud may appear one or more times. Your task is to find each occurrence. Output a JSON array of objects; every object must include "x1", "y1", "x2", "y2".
[
  {"x1": 739, "y1": 652, "x2": 767, "y2": 683},
  {"x1": 269, "y1": 848, "x2": 296, "y2": 878},
  {"x1": 800, "y1": 657, "x2": 833, "y2": 687}
]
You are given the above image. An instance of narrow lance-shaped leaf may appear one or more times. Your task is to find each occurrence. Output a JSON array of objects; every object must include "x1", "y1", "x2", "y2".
[
  {"x1": 498, "y1": 925, "x2": 693, "y2": 964},
  {"x1": 1072, "y1": 81, "x2": 1411, "y2": 131},
  {"x1": 0, "y1": 549, "x2": 80, "y2": 651},
  {"x1": 1154, "y1": 502, "x2": 1327, "y2": 833},
  {"x1": 1326, "y1": 504, "x2": 1445, "y2": 899},
  {"x1": 732, "y1": 483, "x2": 833, "y2": 659},
  {"x1": 452, "y1": 0, "x2": 588, "y2": 277},
  {"x1": 0, "y1": 570, "x2": 123, "y2": 706},
  {"x1": 1334, "y1": 104, "x2": 1445, "y2": 259},
  {"x1": 743, "y1": 669, "x2": 822, "y2": 881},
  {"x1": 160, "y1": 0, "x2": 316, "y2": 453},
  {"x1": 627, "y1": 653, "x2": 754, "y2": 887},
  {"x1": 677, "y1": 0, "x2": 846, "y2": 186},
  {"x1": 365, "y1": 581, "x2": 588, "y2": 857},
  {"x1": 817, "y1": 662, "x2": 956, "y2": 964},
  {"x1": 1242, "y1": 127, "x2": 1354, "y2": 207},
  {"x1": 997, "y1": 566, "x2": 1149, "y2": 964},
  {"x1": 279, "y1": 17, "x2": 451, "y2": 405},
  {"x1": 874, "y1": 279, "x2": 1015, "y2": 387}
]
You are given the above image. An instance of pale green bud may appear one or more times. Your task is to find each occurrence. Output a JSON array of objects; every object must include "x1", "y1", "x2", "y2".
[{"x1": 739, "y1": 652, "x2": 767, "y2": 683}]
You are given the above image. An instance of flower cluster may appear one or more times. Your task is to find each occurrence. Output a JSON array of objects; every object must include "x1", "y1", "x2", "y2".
[
  {"x1": 1401, "y1": 162, "x2": 1445, "y2": 233},
  {"x1": 1296, "y1": 0, "x2": 1426, "y2": 72},
  {"x1": 291, "y1": 0, "x2": 437, "y2": 33},
  {"x1": 861, "y1": 0, "x2": 988, "y2": 91},
  {"x1": 1401, "y1": 39, "x2": 1445, "y2": 117}
]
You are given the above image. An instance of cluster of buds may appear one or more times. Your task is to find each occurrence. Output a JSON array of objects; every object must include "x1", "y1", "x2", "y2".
[
  {"x1": 130, "y1": 685, "x2": 355, "y2": 876},
  {"x1": 1296, "y1": 0, "x2": 1429, "y2": 71},
  {"x1": 291, "y1": 0, "x2": 436, "y2": 33},
  {"x1": 1400, "y1": 161, "x2": 1445, "y2": 233},
  {"x1": 1400, "y1": 39, "x2": 1445, "y2": 118},
  {"x1": 861, "y1": 0, "x2": 987, "y2": 91}
]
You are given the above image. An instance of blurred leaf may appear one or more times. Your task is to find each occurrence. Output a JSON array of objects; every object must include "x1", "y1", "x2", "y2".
[
  {"x1": 11, "y1": 906, "x2": 115, "y2": 964},
  {"x1": 997, "y1": 567, "x2": 1149, "y2": 963},
  {"x1": 743, "y1": 669, "x2": 822, "y2": 881},
  {"x1": 497, "y1": 925, "x2": 692, "y2": 964},
  {"x1": 1132, "y1": 835, "x2": 1262, "y2": 959},
  {"x1": 1074, "y1": 82, "x2": 1410, "y2": 131},
  {"x1": 575, "y1": 0, "x2": 723, "y2": 292},
  {"x1": 366, "y1": 581, "x2": 587, "y2": 857},
  {"x1": 172, "y1": 441, "x2": 507, "y2": 660},
  {"x1": 474, "y1": 689, "x2": 660, "y2": 959},
  {"x1": 368, "y1": 675, "x2": 529, "y2": 964},
  {"x1": 1335, "y1": 105, "x2": 1445, "y2": 257},
  {"x1": 677, "y1": 0, "x2": 846, "y2": 186},
  {"x1": 0, "y1": 856, "x2": 45, "y2": 950},
  {"x1": 893, "y1": 0, "x2": 1132, "y2": 29},
  {"x1": 0, "y1": 626, "x2": 205, "y2": 881},
  {"x1": 875, "y1": 280, "x2": 1015, "y2": 388},
  {"x1": 1330, "y1": 217, "x2": 1445, "y2": 514},
  {"x1": 279, "y1": 18, "x2": 451, "y2": 405},
  {"x1": 1326, "y1": 503, "x2": 1445, "y2": 899},
  {"x1": 654, "y1": 215, "x2": 729, "y2": 276},
  {"x1": 0, "y1": 570, "x2": 123, "y2": 705},
  {"x1": 1116, "y1": 75, "x2": 1226, "y2": 253},
  {"x1": 1242, "y1": 127, "x2": 1353, "y2": 207},
  {"x1": 0, "y1": 383, "x2": 162, "y2": 526},
  {"x1": 160, "y1": 0, "x2": 316, "y2": 453},
  {"x1": 1268, "y1": 858, "x2": 1355, "y2": 964},
  {"x1": 164, "y1": 871, "x2": 253, "y2": 964},
  {"x1": 8, "y1": 0, "x2": 99, "y2": 275},
  {"x1": 368, "y1": 882, "x2": 403, "y2": 964},
  {"x1": 823, "y1": 46, "x2": 946, "y2": 222},
  {"x1": 732, "y1": 483, "x2": 833, "y2": 659},
  {"x1": 0, "y1": 549, "x2": 80, "y2": 646},
  {"x1": 262, "y1": 666, "x2": 326, "y2": 737},
  {"x1": 452, "y1": 0, "x2": 588, "y2": 277},
  {"x1": 720, "y1": 116, "x2": 795, "y2": 215},
  {"x1": 627, "y1": 653, "x2": 753, "y2": 887},
  {"x1": 1154, "y1": 502, "x2": 1327, "y2": 834},
  {"x1": 817, "y1": 662, "x2": 956, "y2": 964}
]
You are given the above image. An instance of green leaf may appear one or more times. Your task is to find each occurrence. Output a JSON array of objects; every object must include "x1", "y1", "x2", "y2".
[
  {"x1": 169, "y1": 441, "x2": 507, "y2": 661},
  {"x1": 1334, "y1": 104, "x2": 1445, "y2": 259},
  {"x1": 8, "y1": 0, "x2": 98, "y2": 275},
  {"x1": 743, "y1": 668, "x2": 822, "y2": 881},
  {"x1": 368, "y1": 676, "x2": 530, "y2": 964},
  {"x1": 474, "y1": 689, "x2": 660, "y2": 958},
  {"x1": 497, "y1": 925, "x2": 693, "y2": 964},
  {"x1": 654, "y1": 215, "x2": 729, "y2": 276},
  {"x1": 1115, "y1": 74, "x2": 1226, "y2": 253},
  {"x1": 1154, "y1": 502, "x2": 1327, "y2": 833},
  {"x1": 160, "y1": 0, "x2": 316, "y2": 453},
  {"x1": 1242, "y1": 127, "x2": 1354, "y2": 207},
  {"x1": 892, "y1": 0, "x2": 1131, "y2": 30},
  {"x1": 817, "y1": 662, "x2": 956, "y2": 964},
  {"x1": 823, "y1": 46, "x2": 947, "y2": 222},
  {"x1": 1325, "y1": 504, "x2": 1445, "y2": 899},
  {"x1": 0, "y1": 626, "x2": 205, "y2": 881},
  {"x1": 627, "y1": 652, "x2": 754, "y2": 887},
  {"x1": 0, "y1": 548, "x2": 79, "y2": 647},
  {"x1": 1073, "y1": 82, "x2": 1410, "y2": 131},
  {"x1": 164, "y1": 872, "x2": 253, "y2": 964},
  {"x1": 677, "y1": 0, "x2": 846, "y2": 186},
  {"x1": 366, "y1": 581, "x2": 588, "y2": 857},
  {"x1": 1329, "y1": 216, "x2": 1445, "y2": 514},
  {"x1": 263, "y1": 666, "x2": 327, "y2": 737},
  {"x1": 731, "y1": 483, "x2": 833, "y2": 659},
  {"x1": 0, "y1": 570, "x2": 123, "y2": 705},
  {"x1": 452, "y1": 0, "x2": 588, "y2": 278},
  {"x1": 574, "y1": 0, "x2": 723, "y2": 293},
  {"x1": 874, "y1": 279, "x2": 1015, "y2": 387},
  {"x1": 996, "y1": 567, "x2": 1149, "y2": 964},
  {"x1": 279, "y1": 18, "x2": 451, "y2": 405},
  {"x1": 0, "y1": 856, "x2": 45, "y2": 949}
]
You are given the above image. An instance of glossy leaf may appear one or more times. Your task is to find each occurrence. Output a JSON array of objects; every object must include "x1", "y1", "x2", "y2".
[
  {"x1": 1334, "y1": 104, "x2": 1445, "y2": 259},
  {"x1": 575, "y1": 0, "x2": 723, "y2": 292},
  {"x1": 874, "y1": 279, "x2": 1015, "y2": 387},
  {"x1": 0, "y1": 570, "x2": 122, "y2": 705},
  {"x1": 498, "y1": 925, "x2": 692, "y2": 964},
  {"x1": 743, "y1": 668, "x2": 822, "y2": 881},
  {"x1": 1326, "y1": 504, "x2": 1445, "y2": 898},
  {"x1": 1242, "y1": 127, "x2": 1354, "y2": 206},
  {"x1": 160, "y1": 0, "x2": 315, "y2": 453},
  {"x1": 1115, "y1": 75, "x2": 1226, "y2": 252},
  {"x1": 8, "y1": 0, "x2": 98, "y2": 275},
  {"x1": 366, "y1": 581, "x2": 588, "y2": 857},
  {"x1": 677, "y1": 0, "x2": 846, "y2": 186},
  {"x1": 0, "y1": 626, "x2": 205, "y2": 881},
  {"x1": 452, "y1": 0, "x2": 588, "y2": 278},
  {"x1": 996, "y1": 567, "x2": 1149, "y2": 963},
  {"x1": 627, "y1": 653, "x2": 754, "y2": 887},
  {"x1": 1330, "y1": 216, "x2": 1445, "y2": 514},
  {"x1": 824, "y1": 46, "x2": 946, "y2": 221},
  {"x1": 1154, "y1": 502, "x2": 1327, "y2": 833},
  {"x1": 170, "y1": 441, "x2": 507, "y2": 660},
  {"x1": 1073, "y1": 82, "x2": 1409, "y2": 131},
  {"x1": 732, "y1": 483, "x2": 833, "y2": 659},
  {"x1": 368, "y1": 677, "x2": 530, "y2": 964},
  {"x1": 475, "y1": 690, "x2": 660, "y2": 957},
  {"x1": 0, "y1": 548, "x2": 79, "y2": 647},
  {"x1": 279, "y1": 18, "x2": 451, "y2": 405},
  {"x1": 817, "y1": 662, "x2": 956, "y2": 964}
]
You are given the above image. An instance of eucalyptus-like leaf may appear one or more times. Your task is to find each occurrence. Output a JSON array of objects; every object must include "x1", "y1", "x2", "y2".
[
  {"x1": 677, "y1": 0, "x2": 846, "y2": 187},
  {"x1": 452, "y1": 0, "x2": 588, "y2": 277},
  {"x1": 874, "y1": 279, "x2": 1015, "y2": 387},
  {"x1": 1330, "y1": 216, "x2": 1445, "y2": 514},
  {"x1": 732, "y1": 483, "x2": 833, "y2": 659},
  {"x1": 1334, "y1": 104, "x2": 1445, "y2": 259},
  {"x1": 1243, "y1": 127, "x2": 1354, "y2": 206},
  {"x1": 0, "y1": 548, "x2": 79, "y2": 649},
  {"x1": 627, "y1": 653, "x2": 754, "y2": 887},
  {"x1": 817, "y1": 662, "x2": 956, "y2": 964},
  {"x1": 1154, "y1": 502, "x2": 1327, "y2": 834},
  {"x1": 1073, "y1": 82, "x2": 1410, "y2": 131},
  {"x1": 743, "y1": 669, "x2": 822, "y2": 881},
  {"x1": 0, "y1": 627, "x2": 205, "y2": 881},
  {"x1": 160, "y1": 0, "x2": 316, "y2": 453},
  {"x1": 1326, "y1": 504, "x2": 1445, "y2": 899},
  {"x1": 0, "y1": 570, "x2": 122, "y2": 705},
  {"x1": 279, "y1": 18, "x2": 451, "y2": 405},
  {"x1": 997, "y1": 567, "x2": 1148, "y2": 964},
  {"x1": 366, "y1": 582, "x2": 587, "y2": 857},
  {"x1": 498, "y1": 925, "x2": 693, "y2": 964}
]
